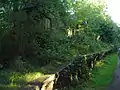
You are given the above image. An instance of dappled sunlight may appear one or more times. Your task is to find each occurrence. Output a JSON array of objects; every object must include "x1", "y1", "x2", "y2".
[
  {"x1": 24, "y1": 72, "x2": 44, "y2": 82},
  {"x1": 8, "y1": 72, "x2": 50, "y2": 84},
  {"x1": 0, "y1": 71, "x2": 53, "y2": 89},
  {"x1": 95, "y1": 60, "x2": 104, "y2": 68},
  {"x1": 67, "y1": 28, "x2": 73, "y2": 37},
  {"x1": 0, "y1": 0, "x2": 120, "y2": 90}
]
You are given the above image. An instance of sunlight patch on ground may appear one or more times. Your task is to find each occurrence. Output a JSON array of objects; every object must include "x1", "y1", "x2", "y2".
[
  {"x1": 95, "y1": 60, "x2": 104, "y2": 68},
  {"x1": 24, "y1": 72, "x2": 43, "y2": 82},
  {"x1": 9, "y1": 72, "x2": 51, "y2": 83}
]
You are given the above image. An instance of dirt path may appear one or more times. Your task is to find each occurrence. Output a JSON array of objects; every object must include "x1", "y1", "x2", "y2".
[{"x1": 107, "y1": 65, "x2": 120, "y2": 90}]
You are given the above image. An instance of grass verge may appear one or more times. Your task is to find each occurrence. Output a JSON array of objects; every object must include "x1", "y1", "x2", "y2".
[{"x1": 89, "y1": 53, "x2": 118, "y2": 90}]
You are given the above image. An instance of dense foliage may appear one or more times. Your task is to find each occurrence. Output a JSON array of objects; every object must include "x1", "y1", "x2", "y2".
[{"x1": 0, "y1": 0, "x2": 120, "y2": 70}]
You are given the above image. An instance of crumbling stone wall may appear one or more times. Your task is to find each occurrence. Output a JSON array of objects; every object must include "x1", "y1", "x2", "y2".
[{"x1": 27, "y1": 49, "x2": 112, "y2": 90}]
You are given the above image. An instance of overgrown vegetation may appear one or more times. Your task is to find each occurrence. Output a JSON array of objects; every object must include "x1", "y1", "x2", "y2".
[
  {"x1": 0, "y1": 0, "x2": 120, "y2": 89},
  {"x1": 68, "y1": 53, "x2": 118, "y2": 90},
  {"x1": 90, "y1": 53, "x2": 117, "y2": 90}
]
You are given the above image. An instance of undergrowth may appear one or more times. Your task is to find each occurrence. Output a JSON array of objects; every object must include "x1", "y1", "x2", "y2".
[{"x1": 68, "y1": 53, "x2": 118, "y2": 90}]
